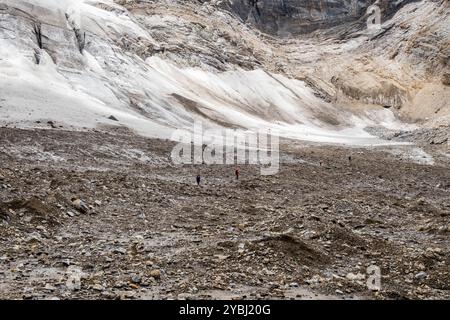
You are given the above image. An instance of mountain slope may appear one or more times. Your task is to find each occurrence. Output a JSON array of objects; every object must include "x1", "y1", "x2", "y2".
[{"x1": 0, "y1": 0, "x2": 448, "y2": 144}]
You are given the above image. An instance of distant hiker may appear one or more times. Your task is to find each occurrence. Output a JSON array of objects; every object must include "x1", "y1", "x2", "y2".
[
  {"x1": 348, "y1": 156, "x2": 352, "y2": 164},
  {"x1": 196, "y1": 174, "x2": 201, "y2": 186},
  {"x1": 235, "y1": 167, "x2": 240, "y2": 180}
]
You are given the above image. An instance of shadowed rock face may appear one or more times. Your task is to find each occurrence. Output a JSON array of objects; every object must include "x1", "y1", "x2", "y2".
[{"x1": 228, "y1": 0, "x2": 416, "y2": 35}]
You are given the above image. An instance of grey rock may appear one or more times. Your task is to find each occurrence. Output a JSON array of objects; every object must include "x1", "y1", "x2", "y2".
[
  {"x1": 131, "y1": 274, "x2": 142, "y2": 284},
  {"x1": 414, "y1": 271, "x2": 427, "y2": 280},
  {"x1": 443, "y1": 73, "x2": 450, "y2": 86}
]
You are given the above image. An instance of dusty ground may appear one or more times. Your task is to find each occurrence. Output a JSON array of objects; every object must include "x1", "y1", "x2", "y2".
[{"x1": 0, "y1": 126, "x2": 449, "y2": 300}]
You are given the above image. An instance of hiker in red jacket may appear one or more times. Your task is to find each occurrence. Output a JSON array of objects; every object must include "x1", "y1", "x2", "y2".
[{"x1": 235, "y1": 167, "x2": 240, "y2": 180}]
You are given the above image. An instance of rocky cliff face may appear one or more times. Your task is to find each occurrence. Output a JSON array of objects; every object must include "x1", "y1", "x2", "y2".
[{"x1": 227, "y1": 0, "x2": 417, "y2": 35}]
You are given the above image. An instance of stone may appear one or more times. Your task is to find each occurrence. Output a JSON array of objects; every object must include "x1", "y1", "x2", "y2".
[
  {"x1": 415, "y1": 263, "x2": 426, "y2": 271},
  {"x1": 44, "y1": 284, "x2": 57, "y2": 291},
  {"x1": 149, "y1": 269, "x2": 161, "y2": 279},
  {"x1": 415, "y1": 271, "x2": 427, "y2": 280},
  {"x1": 214, "y1": 254, "x2": 229, "y2": 261},
  {"x1": 26, "y1": 232, "x2": 42, "y2": 244},
  {"x1": 442, "y1": 73, "x2": 450, "y2": 86},
  {"x1": 92, "y1": 284, "x2": 104, "y2": 291},
  {"x1": 131, "y1": 274, "x2": 142, "y2": 284},
  {"x1": 114, "y1": 281, "x2": 125, "y2": 288},
  {"x1": 145, "y1": 260, "x2": 154, "y2": 266},
  {"x1": 416, "y1": 197, "x2": 426, "y2": 205},
  {"x1": 71, "y1": 198, "x2": 89, "y2": 214},
  {"x1": 431, "y1": 247, "x2": 442, "y2": 254},
  {"x1": 129, "y1": 283, "x2": 140, "y2": 290}
]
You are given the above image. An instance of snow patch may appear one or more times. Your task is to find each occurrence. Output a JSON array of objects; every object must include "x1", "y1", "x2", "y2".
[{"x1": 386, "y1": 147, "x2": 435, "y2": 165}]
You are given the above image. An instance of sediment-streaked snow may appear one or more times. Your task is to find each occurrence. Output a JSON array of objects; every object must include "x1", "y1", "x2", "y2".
[{"x1": 0, "y1": 0, "x2": 412, "y2": 146}]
